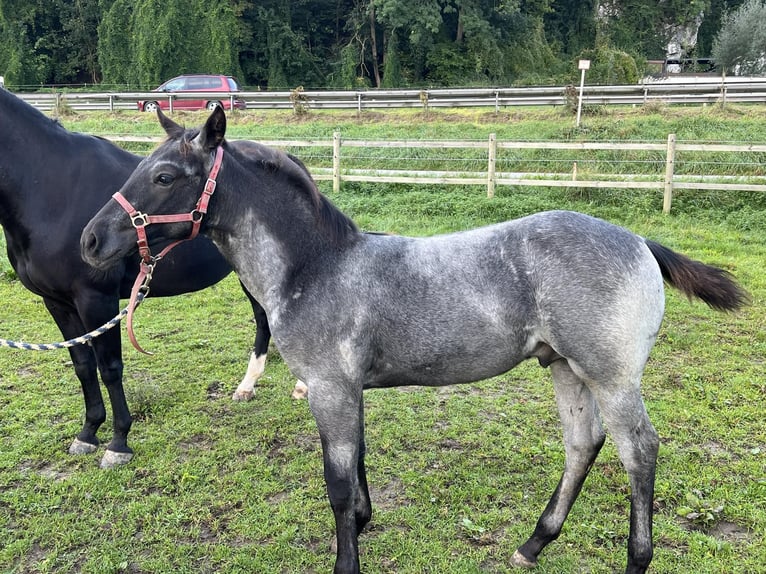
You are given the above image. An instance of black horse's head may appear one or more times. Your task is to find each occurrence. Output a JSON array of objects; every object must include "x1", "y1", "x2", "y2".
[{"x1": 81, "y1": 107, "x2": 227, "y2": 270}]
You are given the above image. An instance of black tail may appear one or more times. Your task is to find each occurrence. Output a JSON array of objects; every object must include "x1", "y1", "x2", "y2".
[{"x1": 645, "y1": 240, "x2": 750, "y2": 312}]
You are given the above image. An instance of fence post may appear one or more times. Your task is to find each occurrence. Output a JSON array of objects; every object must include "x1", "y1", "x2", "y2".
[
  {"x1": 487, "y1": 133, "x2": 497, "y2": 198},
  {"x1": 663, "y1": 133, "x2": 676, "y2": 214},
  {"x1": 333, "y1": 131, "x2": 341, "y2": 193}
]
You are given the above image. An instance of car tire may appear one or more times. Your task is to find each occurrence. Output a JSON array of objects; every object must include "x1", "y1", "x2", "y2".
[
  {"x1": 143, "y1": 101, "x2": 159, "y2": 113},
  {"x1": 206, "y1": 101, "x2": 222, "y2": 111}
]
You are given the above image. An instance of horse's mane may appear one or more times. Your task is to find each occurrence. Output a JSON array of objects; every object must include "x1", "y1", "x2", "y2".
[{"x1": 228, "y1": 139, "x2": 358, "y2": 244}]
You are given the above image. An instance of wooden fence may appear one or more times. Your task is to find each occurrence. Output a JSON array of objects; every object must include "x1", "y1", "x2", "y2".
[{"x1": 107, "y1": 133, "x2": 766, "y2": 213}]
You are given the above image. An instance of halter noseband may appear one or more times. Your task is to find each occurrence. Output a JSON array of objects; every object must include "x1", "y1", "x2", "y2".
[{"x1": 112, "y1": 145, "x2": 224, "y2": 354}]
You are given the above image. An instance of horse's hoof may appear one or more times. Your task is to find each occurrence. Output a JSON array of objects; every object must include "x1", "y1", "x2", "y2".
[
  {"x1": 100, "y1": 449, "x2": 134, "y2": 469},
  {"x1": 510, "y1": 550, "x2": 537, "y2": 569},
  {"x1": 68, "y1": 438, "x2": 98, "y2": 455},
  {"x1": 291, "y1": 380, "x2": 308, "y2": 400},
  {"x1": 232, "y1": 389, "x2": 254, "y2": 402}
]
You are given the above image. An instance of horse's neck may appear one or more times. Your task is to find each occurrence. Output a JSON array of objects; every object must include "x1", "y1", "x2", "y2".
[{"x1": 206, "y1": 157, "x2": 341, "y2": 312}]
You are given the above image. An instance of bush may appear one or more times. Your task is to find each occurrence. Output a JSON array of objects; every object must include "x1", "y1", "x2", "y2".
[{"x1": 578, "y1": 46, "x2": 640, "y2": 85}]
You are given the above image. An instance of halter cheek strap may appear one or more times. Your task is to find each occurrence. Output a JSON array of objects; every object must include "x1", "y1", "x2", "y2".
[{"x1": 111, "y1": 145, "x2": 224, "y2": 354}]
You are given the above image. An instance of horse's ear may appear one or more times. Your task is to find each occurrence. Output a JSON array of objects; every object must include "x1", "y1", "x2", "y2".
[
  {"x1": 157, "y1": 108, "x2": 184, "y2": 139},
  {"x1": 196, "y1": 106, "x2": 227, "y2": 151}
]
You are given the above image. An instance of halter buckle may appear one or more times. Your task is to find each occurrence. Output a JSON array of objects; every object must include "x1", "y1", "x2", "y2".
[{"x1": 130, "y1": 212, "x2": 149, "y2": 228}]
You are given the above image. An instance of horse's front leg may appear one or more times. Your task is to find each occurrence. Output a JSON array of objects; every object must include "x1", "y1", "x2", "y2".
[
  {"x1": 73, "y1": 296, "x2": 133, "y2": 468},
  {"x1": 309, "y1": 380, "x2": 369, "y2": 574},
  {"x1": 43, "y1": 299, "x2": 107, "y2": 455}
]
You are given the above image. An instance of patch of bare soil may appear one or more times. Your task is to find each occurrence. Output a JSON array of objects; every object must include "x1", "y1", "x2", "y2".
[
  {"x1": 678, "y1": 517, "x2": 753, "y2": 542},
  {"x1": 369, "y1": 476, "x2": 408, "y2": 510}
]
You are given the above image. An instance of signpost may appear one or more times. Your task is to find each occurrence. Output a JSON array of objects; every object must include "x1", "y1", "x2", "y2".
[{"x1": 576, "y1": 59, "x2": 590, "y2": 128}]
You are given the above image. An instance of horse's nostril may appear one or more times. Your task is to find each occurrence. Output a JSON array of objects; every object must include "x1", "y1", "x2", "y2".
[{"x1": 83, "y1": 232, "x2": 98, "y2": 255}]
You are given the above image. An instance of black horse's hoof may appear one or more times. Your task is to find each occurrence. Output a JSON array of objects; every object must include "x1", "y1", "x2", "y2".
[
  {"x1": 68, "y1": 437, "x2": 98, "y2": 455},
  {"x1": 510, "y1": 550, "x2": 537, "y2": 568},
  {"x1": 100, "y1": 449, "x2": 134, "y2": 468}
]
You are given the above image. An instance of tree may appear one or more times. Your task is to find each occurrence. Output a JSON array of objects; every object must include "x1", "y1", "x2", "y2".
[
  {"x1": 98, "y1": 0, "x2": 134, "y2": 85},
  {"x1": 712, "y1": 0, "x2": 766, "y2": 74},
  {"x1": 98, "y1": 0, "x2": 241, "y2": 87}
]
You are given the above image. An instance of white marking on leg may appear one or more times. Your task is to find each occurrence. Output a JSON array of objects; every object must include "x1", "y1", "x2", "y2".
[
  {"x1": 291, "y1": 380, "x2": 308, "y2": 400},
  {"x1": 232, "y1": 352, "x2": 266, "y2": 401}
]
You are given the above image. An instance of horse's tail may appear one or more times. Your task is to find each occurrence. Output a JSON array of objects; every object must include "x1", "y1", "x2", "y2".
[{"x1": 645, "y1": 240, "x2": 750, "y2": 312}]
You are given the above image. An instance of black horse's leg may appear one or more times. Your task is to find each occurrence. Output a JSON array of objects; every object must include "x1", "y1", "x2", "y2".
[
  {"x1": 309, "y1": 381, "x2": 364, "y2": 574},
  {"x1": 42, "y1": 298, "x2": 106, "y2": 454},
  {"x1": 89, "y1": 326, "x2": 131, "y2": 468},
  {"x1": 513, "y1": 360, "x2": 606, "y2": 567},
  {"x1": 232, "y1": 286, "x2": 271, "y2": 401},
  {"x1": 590, "y1": 379, "x2": 658, "y2": 574},
  {"x1": 231, "y1": 283, "x2": 308, "y2": 401},
  {"x1": 72, "y1": 294, "x2": 133, "y2": 468}
]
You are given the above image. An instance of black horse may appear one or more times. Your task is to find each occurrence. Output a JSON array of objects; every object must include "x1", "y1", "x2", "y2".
[{"x1": 0, "y1": 88, "x2": 273, "y2": 468}]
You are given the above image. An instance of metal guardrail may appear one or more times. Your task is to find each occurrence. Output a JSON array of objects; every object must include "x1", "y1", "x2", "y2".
[{"x1": 15, "y1": 79, "x2": 766, "y2": 112}]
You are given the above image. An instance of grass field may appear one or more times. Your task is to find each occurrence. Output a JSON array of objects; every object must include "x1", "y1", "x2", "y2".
[{"x1": 0, "y1": 105, "x2": 765, "y2": 573}]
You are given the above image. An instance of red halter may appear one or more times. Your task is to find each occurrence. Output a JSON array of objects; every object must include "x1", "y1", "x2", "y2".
[{"x1": 112, "y1": 145, "x2": 224, "y2": 354}]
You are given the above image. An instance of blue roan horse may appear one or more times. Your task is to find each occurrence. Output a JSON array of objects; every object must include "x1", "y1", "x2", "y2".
[
  {"x1": 81, "y1": 108, "x2": 748, "y2": 574},
  {"x1": 0, "y1": 88, "x2": 290, "y2": 469}
]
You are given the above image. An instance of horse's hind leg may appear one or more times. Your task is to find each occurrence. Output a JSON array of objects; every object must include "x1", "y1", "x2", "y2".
[
  {"x1": 513, "y1": 360, "x2": 606, "y2": 568},
  {"x1": 591, "y1": 383, "x2": 658, "y2": 574},
  {"x1": 231, "y1": 286, "x2": 308, "y2": 401}
]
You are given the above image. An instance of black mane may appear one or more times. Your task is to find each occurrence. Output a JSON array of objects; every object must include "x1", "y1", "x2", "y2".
[{"x1": 229, "y1": 139, "x2": 358, "y2": 245}]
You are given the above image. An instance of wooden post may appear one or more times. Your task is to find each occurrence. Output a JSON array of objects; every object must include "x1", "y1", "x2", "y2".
[
  {"x1": 487, "y1": 133, "x2": 497, "y2": 198},
  {"x1": 663, "y1": 133, "x2": 676, "y2": 214},
  {"x1": 572, "y1": 161, "x2": 578, "y2": 181},
  {"x1": 333, "y1": 131, "x2": 341, "y2": 193}
]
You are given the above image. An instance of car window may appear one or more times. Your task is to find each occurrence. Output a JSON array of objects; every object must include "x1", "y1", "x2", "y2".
[
  {"x1": 186, "y1": 76, "x2": 210, "y2": 90},
  {"x1": 206, "y1": 77, "x2": 223, "y2": 89},
  {"x1": 162, "y1": 78, "x2": 186, "y2": 91},
  {"x1": 227, "y1": 77, "x2": 241, "y2": 91}
]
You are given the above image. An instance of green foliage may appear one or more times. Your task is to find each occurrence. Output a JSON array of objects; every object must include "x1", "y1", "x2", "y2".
[
  {"x1": 0, "y1": 1, "x2": 748, "y2": 89},
  {"x1": 712, "y1": 0, "x2": 766, "y2": 75},
  {"x1": 676, "y1": 490, "x2": 725, "y2": 527},
  {"x1": 97, "y1": 0, "x2": 134, "y2": 85},
  {"x1": 578, "y1": 45, "x2": 639, "y2": 85}
]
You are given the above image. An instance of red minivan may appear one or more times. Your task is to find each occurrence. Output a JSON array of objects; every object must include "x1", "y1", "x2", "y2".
[{"x1": 138, "y1": 74, "x2": 246, "y2": 112}]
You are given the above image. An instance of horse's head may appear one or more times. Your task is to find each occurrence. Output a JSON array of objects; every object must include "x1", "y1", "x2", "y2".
[{"x1": 81, "y1": 107, "x2": 227, "y2": 270}]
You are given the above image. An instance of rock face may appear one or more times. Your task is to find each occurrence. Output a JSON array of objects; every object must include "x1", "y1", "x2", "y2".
[{"x1": 664, "y1": 12, "x2": 705, "y2": 71}]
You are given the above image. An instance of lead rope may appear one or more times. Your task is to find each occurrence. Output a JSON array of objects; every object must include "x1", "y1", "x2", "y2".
[
  {"x1": 0, "y1": 272, "x2": 151, "y2": 351},
  {"x1": 1, "y1": 146, "x2": 223, "y2": 354}
]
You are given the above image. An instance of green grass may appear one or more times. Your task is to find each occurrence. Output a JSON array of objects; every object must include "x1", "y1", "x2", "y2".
[{"x1": 1, "y1": 106, "x2": 765, "y2": 573}]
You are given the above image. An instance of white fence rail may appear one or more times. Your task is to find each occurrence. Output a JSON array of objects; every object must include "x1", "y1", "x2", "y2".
[
  {"x1": 16, "y1": 79, "x2": 766, "y2": 112},
  {"x1": 105, "y1": 132, "x2": 766, "y2": 213}
]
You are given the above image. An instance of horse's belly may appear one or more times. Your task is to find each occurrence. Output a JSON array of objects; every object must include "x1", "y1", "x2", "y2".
[{"x1": 363, "y1": 352, "x2": 525, "y2": 390}]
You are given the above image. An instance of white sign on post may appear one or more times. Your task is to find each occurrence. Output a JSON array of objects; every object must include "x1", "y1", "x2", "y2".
[{"x1": 576, "y1": 60, "x2": 590, "y2": 127}]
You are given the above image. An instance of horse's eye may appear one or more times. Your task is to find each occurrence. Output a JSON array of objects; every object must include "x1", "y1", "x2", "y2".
[{"x1": 155, "y1": 173, "x2": 174, "y2": 186}]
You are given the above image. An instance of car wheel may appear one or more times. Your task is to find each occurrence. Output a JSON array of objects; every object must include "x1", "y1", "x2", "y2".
[
  {"x1": 206, "y1": 101, "x2": 222, "y2": 111},
  {"x1": 143, "y1": 101, "x2": 159, "y2": 113}
]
